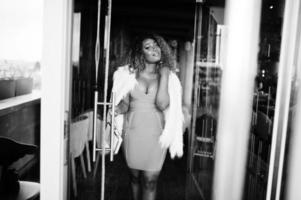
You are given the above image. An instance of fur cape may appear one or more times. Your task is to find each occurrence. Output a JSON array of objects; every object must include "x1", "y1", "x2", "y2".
[{"x1": 111, "y1": 65, "x2": 184, "y2": 158}]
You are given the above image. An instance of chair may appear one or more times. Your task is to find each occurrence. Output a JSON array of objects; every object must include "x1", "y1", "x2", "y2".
[
  {"x1": 78, "y1": 110, "x2": 120, "y2": 178},
  {"x1": 16, "y1": 181, "x2": 40, "y2": 200},
  {"x1": 194, "y1": 114, "x2": 217, "y2": 159},
  {"x1": 78, "y1": 110, "x2": 93, "y2": 173},
  {"x1": 246, "y1": 111, "x2": 272, "y2": 200},
  {"x1": 254, "y1": 111, "x2": 272, "y2": 140},
  {"x1": 70, "y1": 116, "x2": 89, "y2": 197},
  {"x1": 0, "y1": 137, "x2": 40, "y2": 200},
  {"x1": 78, "y1": 110, "x2": 104, "y2": 178}
]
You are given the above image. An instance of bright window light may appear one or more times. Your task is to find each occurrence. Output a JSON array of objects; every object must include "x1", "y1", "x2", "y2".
[{"x1": 0, "y1": 0, "x2": 43, "y2": 61}]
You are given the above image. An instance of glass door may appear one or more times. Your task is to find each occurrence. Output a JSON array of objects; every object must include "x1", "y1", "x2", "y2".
[
  {"x1": 186, "y1": 0, "x2": 301, "y2": 200},
  {"x1": 83, "y1": 0, "x2": 116, "y2": 199},
  {"x1": 68, "y1": 0, "x2": 116, "y2": 199},
  {"x1": 91, "y1": 0, "x2": 116, "y2": 200}
]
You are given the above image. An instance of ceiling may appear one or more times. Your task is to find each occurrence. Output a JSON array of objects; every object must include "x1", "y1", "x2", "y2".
[
  {"x1": 75, "y1": 0, "x2": 226, "y2": 41},
  {"x1": 74, "y1": 0, "x2": 285, "y2": 42},
  {"x1": 111, "y1": 0, "x2": 196, "y2": 41}
]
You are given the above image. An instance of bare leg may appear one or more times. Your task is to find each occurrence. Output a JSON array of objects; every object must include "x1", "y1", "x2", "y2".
[
  {"x1": 142, "y1": 170, "x2": 160, "y2": 200},
  {"x1": 129, "y1": 168, "x2": 140, "y2": 200}
]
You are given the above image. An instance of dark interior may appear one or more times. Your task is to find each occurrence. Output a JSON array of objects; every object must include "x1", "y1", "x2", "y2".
[{"x1": 70, "y1": 0, "x2": 286, "y2": 200}]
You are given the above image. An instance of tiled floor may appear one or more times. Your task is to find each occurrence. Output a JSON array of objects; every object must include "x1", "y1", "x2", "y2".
[{"x1": 72, "y1": 149, "x2": 189, "y2": 200}]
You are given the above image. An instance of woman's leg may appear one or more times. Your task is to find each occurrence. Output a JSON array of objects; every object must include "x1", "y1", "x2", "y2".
[
  {"x1": 142, "y1": 170, "x2": 160, "y2": 200},
  {"x1": 129, "y1": 168, "x2": 140, "y2": 200}
]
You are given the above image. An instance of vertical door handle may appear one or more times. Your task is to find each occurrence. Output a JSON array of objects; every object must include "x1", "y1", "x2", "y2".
[
  {"x1": 92, "y1": 91, "x2": 99, "y2": 162},
  {"x1": 109, "y1": 92, "x2": 116, "y2": 161}
]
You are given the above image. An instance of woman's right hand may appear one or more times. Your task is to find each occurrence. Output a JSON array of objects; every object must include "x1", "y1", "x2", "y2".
[
  {"x1": 115, "y1": 93, "x2": 130, "y2": 115},
  {"x1": 114, "y1": 105, "x2": 122, "y2": 116}
]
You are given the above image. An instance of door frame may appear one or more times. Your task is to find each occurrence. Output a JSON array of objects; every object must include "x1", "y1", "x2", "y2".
[{"x1": 40, "y1": 0, "x2": 73, "y2": 199}]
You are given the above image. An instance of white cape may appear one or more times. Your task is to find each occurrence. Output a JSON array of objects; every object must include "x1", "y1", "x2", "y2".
[{"x1": 111, "y1": 65, "x2": 184, "y2": 158}]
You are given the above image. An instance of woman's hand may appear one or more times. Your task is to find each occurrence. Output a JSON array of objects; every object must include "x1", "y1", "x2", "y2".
[
  {"x1": 114, "y1": 106, "x2": 121, "y2": 116},
  {"x1": 159, "y1": 66, "x2": 170, "y2": 77},
  {"x1": 114, "y1": 93, "x2": 130, "y2": 115}
]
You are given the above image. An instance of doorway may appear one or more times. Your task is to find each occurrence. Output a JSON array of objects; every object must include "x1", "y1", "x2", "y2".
[{"x1": 68, "y1": 0, "x2": 196, "y2": 200}]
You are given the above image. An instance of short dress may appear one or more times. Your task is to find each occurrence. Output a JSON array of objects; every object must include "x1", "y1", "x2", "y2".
[{"x1": 123, "y1": 84, "x2": 167, "y2": 171}]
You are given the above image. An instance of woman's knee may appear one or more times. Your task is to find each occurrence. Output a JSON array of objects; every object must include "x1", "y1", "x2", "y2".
[
  {"x1": 142, "y1": 172, "x2": 159, "y2": 191},
  {"x1": 130, "y1": 169, "x2": 140, "y2": 184},
  {"x1": 143, "y1": 178, "x2": 157, "y2": 191},
  {"x1": 130, "y1": 174, "x2": 140, "y2": 184}
]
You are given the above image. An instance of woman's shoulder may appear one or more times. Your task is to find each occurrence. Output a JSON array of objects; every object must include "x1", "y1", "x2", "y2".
[
  {"x1": 113, "y1": 64, "x2": 136, "y2": 81},
  {"x1": 115, "y1": 64, "x2": 136, "y2": 74},
  {"x1": 115, "y1": 64, "x2": 130, "y2": 72},
  {"x1": 114, "y1": 65, "x2": 130, "y2": 76}
]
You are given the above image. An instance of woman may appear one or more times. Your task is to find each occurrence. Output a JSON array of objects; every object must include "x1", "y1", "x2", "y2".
[{"x1": 111, "y1": 34, "x2": 183, "y2": 200}]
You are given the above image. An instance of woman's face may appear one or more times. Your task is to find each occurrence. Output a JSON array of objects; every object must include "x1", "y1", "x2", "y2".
[{"x1": 142, "y1": 38, "x2": 161, "y2": 63}]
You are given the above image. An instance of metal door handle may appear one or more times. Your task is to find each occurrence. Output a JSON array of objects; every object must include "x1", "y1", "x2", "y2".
[
  {"x1": 109, "y1": 92, "x2": 116, "y2": 161},
  {"x1": 92, "y1": 91, "x2": 116, "y2": 162},
  {"x1": 92, "y1": 91, "x2": 99, "y2": 162}
]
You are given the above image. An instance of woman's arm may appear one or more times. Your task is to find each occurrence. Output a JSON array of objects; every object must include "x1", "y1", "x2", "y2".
[
  {"x1": 115, "y1": 93, "x2": 130, "y2": 115},
  {"x1": 156, "y1": 67, "x2": 170, "y2": 111}
]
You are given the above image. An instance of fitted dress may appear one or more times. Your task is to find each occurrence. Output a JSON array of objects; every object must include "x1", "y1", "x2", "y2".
[{"x1": 123, "y1": 84, "x2": 167, "y2": 171}]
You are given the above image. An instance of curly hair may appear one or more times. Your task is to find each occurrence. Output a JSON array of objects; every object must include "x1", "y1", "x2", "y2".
[{"x1": 128, "y1": 34, "x2": 176, "y2": 73}]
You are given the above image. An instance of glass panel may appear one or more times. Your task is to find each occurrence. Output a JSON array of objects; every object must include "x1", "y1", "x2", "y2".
[
  {"x1": 186, "y1": 3, "x2": 224, "y2": 200},
  {"x1": 0, "y1": 0, "x2": 42, "y2": 99},
  {"x1": 0, "y1": 0, "x2": 42, "y2": 195},
  {"x1": 243, "y1": 0, "x2": 286, "y2": 199}
]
